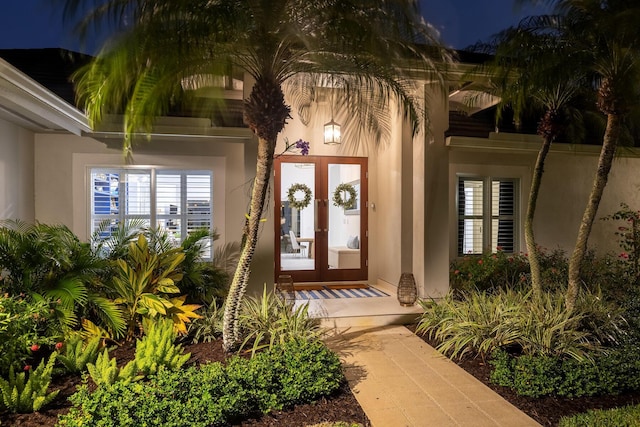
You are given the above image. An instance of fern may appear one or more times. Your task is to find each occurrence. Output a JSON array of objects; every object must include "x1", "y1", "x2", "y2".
[
  {"x1": 0, "y1": 352, "x2": 59, "y2": 413},
  {"x1": 87, "y1": 349, "x2": 142, "y2": 387},
  {"x1": 58, "y1": 334, "x2": 102, "y2": 374},
  {"x1": 134, "y1": 319, "x2": 190, "y2": 376}
]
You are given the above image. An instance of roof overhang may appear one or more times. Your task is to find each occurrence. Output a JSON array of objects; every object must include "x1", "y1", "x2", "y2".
[{"x1": 0, "y1": 58, "x2": 90, "y2": 135}]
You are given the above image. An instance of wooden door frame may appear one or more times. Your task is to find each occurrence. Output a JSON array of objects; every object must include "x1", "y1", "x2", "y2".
[{"x1": 274, "y1": 155, "x2": 368, "y2": 283}]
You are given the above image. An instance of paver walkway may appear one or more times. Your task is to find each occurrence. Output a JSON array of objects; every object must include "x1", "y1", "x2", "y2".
[{"x1": 326, "y1": 325, "x2": 541, "y2": 427}]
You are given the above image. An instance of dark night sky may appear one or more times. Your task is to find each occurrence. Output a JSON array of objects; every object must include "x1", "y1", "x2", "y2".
[{"x1": 0, "y1": 0, "x2": 548, "y2": 53}]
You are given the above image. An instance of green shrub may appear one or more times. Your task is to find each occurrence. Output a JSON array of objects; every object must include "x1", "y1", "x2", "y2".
[
  {"x1": 57, "y1": 334, "x2": 102, "y2": 374},
  {"x1": 490, "y1": 344, "x2": 640, "y2": 398},
  {"x1": 58, "y1": 339, "x2": 344, "y2": 426},
  {"x1": 0, "y1": 295, "x2": 63, "y2": 375},
  {"x1": 559, "y1": 404, "x2": 640, "y2": 427},
  {"x1": 450, "y1": 251, "x2": 529, "y2": 292},
  {"x1": 267, "y1": 338, "x2": 343, "y2": 407},
  {"x1": 0, "y1": 352, "x2": 59, "y2": 413}
]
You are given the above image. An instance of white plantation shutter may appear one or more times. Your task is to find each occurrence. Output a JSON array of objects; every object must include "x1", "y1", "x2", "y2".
[
  {"x1": 91, "y1": 168, "x2": 213, "y2": 258},
  {"x1": 458, "y1": 177, "x2": 517, "y2": 255}
]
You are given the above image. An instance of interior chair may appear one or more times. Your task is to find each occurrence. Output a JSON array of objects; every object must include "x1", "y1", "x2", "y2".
[{"x1": 289, "y1": 230, "x2": 307, "y2": 258}]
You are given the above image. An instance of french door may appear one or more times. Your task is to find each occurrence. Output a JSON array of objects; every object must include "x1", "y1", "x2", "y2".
[{"x1": 274, "y1": 156, "x2": 368, "y2": 283}]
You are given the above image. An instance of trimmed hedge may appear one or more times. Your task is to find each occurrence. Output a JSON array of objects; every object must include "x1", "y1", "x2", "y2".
[
  {"x1": 559, "y1": 404, "x2": 640, "y2": 427},
  {"x1": 57, "y1": 339, "x2": 344, "y2": 427},
  {"x1": 490, "y1": 346, "x2": 640, "y2": 398}
]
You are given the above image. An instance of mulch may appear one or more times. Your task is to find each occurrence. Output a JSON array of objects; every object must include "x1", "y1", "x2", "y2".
[
  {"x1": 0, "y1": 339, "x2": 370, "y2": 427},
  {"x1": 6, "y1": 326, "x2": 640, "y2": 427}
]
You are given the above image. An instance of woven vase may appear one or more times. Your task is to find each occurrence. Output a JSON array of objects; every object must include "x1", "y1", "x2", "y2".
[{"x1": 397, "y1": 272, "x2": 417, "y2": 306}]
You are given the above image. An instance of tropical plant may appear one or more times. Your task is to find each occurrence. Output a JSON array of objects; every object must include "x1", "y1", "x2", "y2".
[
  {"x1": 601, "y1": 202, "x2": 640, "y2": 284},
  {"x1": 512, "y1": 0, "x2": 640, "y2": 310},
  {"x1": 187, "y1": 301, "x2": 224, "y2": 344},
  {"x1": 57, "y1": 334, "x2": 103, "y2": 374},
  {"x1": 87, "y1": 348, "x2": 141, "y2": 387},
  {"x1": 0, "y1": 352, "x2": 59, "y2": 413},
  {"x1": 178, "y1": 229, "x2": 240, "y2": 305},
  {"x1": 471, "y1": 26, "x2": 593, "y2": 296},
  {"x1": 0, "y1": 220, "x2": 125, "y2": 336},
  {"x1": 130, "y1": 318, "x2": 191, "y2": 377},
  {"x1": 417, "y1": 288, "x2": 621, "y2": 361},
  {"x1": 60, "y1": 0, "x2": 451, "y2": 351},
  {"x1": 111, "y1": 234, "x2": 200, "y2": 339},
  {"x1": 239, "y1": 285, "x2": 324, "y2": 355},
  {"x1": 0, "y1": 295, "x2": 65, "y2": 375}
]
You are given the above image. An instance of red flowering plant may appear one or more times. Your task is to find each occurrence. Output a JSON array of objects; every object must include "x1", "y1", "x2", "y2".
[
  {"x1": 450, "y1": 249, "x2": 529, "y2": 294},
  {"x1": 602, "y1": 203, "x2": 640, "y2": 285}
]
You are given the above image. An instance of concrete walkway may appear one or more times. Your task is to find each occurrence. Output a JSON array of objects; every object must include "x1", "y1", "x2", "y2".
[{"x1": 326, "y1": 325, "x2": 540, "y2": 427}]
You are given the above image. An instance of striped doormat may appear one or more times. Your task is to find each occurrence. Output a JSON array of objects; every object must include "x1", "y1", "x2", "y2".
[{"x1": 295, "y1": 286, "x2": 389, "y2": 299}]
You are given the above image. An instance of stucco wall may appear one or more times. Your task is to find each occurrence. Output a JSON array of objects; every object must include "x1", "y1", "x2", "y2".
[
  {"x1": 32, "y1": 134, "x2": 271, "y2": 294},
  {"x1": 448, "y1": 134, "x2": 640, "y2": 263},
  {"x1": 0, "y1": 118, "x2": 34, "y2": 221},
  {"x1": 536, "y1": 150, "x2": 640, "y2": 257}
]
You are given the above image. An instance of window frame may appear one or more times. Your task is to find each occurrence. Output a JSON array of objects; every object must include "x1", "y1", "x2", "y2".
[
  {"x1": 456, "y1": 175, "x2": 519, "y2": 256},
  {"x1": 89, "y1": 166, "x2": 214, "y2": 252}
]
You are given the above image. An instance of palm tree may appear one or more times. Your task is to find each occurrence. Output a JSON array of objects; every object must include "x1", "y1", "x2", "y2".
[
  {"x1": 473, "y1": 25, "x2": 590, "y2": 297},
  {"x1": 60, "y1": 0, "x2": 451, "y2": 350},
  {"x1": 514, "y1": 0, "x2": 640, "y2": 310}
]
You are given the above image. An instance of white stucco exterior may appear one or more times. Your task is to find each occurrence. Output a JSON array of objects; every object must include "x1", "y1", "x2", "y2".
[{"x1": 2, "y1": 56, "x2": 640, "y2": 299}]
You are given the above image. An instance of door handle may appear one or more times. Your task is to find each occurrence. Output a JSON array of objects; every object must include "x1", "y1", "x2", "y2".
[
  {"x1": 314, "y1": 199, "x2": 320, "y2": 232},
  {"x1": 324, "y1": 199, "x2": 328, "y2": 232}
]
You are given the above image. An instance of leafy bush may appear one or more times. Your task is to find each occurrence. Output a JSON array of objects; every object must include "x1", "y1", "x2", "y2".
[
  {"x1": 57, "y1": 334, "x2": 103, "y2": 374},
  {"x1": 559, "y1": 404, "x2": 640, "y2": 427},
  {"x1": 58, "y1": 339, "x2": 344, "y2": 427},
  {"x1": 110, "y1": 234, "x2": 200, "y2": 339},
  {"x1": 490, "y1": 344, "x2": 640, "y2": 398},
  {"x1": 417, "y1": 288, "x2": 624, "y2": 361},
  {"x1": 239, "y1": 286, "x2": 325, "y2": 354},
  {"x1": 0, "y1": 220, "x2": 125, "y2": 337},
  {"x1": 0, "y1": 352, "x2": 59, "y2": 413},
  {"x1": 450, "y1": 251, "x2": 530, "y2": 292},
  {"x1": 0, "y1": 295, "x2": 63, "y2": 375}
]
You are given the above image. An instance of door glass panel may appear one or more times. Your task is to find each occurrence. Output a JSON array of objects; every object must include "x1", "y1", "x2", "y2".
[
  {"x1": 280, "y1": 162, "x2": 315, "y2": 271},
  {"x1": 327, "y1": 163, "x2": 361, "y2": 269}
]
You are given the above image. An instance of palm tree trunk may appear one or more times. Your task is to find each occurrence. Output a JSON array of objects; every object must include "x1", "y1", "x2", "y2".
[
  {"x1": 526, "y1": 135, "x2": 553, "y2": 298},
  {"x1": 567, "y1": 114, "x2": 621, "y2": 311},
  {"x1": 223, "y1": 136, "x2": 276, "y2": 351}
]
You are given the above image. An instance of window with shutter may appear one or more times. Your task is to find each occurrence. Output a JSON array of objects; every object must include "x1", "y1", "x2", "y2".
[
  {"x1": 457, "y1": 177, "x2": 517, "y2": 255},
  {"x1": 90, "y1": 167, "x2": 213, "y2": 258}
]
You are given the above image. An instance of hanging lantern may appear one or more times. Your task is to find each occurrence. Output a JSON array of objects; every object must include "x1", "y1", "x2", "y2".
[{"x1": 324, "y1": 119, "x2": 341, "y2": 145}]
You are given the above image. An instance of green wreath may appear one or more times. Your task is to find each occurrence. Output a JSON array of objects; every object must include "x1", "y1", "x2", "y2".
[
  {"x1": 333, "y1": 183, "x2": 357, "y2": 209},
  {"x1": 287, "y1": 183, "x2": 312, "y2": 210}
]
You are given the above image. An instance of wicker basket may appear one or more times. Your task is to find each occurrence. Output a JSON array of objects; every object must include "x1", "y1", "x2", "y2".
[{"x1": 397, "y1": 272, "x2": 417, "y2": 306}]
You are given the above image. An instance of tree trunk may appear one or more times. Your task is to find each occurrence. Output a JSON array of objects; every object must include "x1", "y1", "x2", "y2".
[
  {"x1": 567, "y1": 114, "x2": 621, "y2": 311},
  {"x1": 526, "y1": 135, "x2": 553, "y2": 298},
  {"x1": 222, "y1": 136, "x2": 276, "y2": 351}
]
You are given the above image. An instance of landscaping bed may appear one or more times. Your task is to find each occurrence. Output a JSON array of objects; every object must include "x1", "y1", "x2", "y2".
[
  {"x1": 0, "y1": 339, "x2": 369, "y2": 427},
  {"x1": 408, "y1": 324, "x2": 640, "y2": 427}
]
